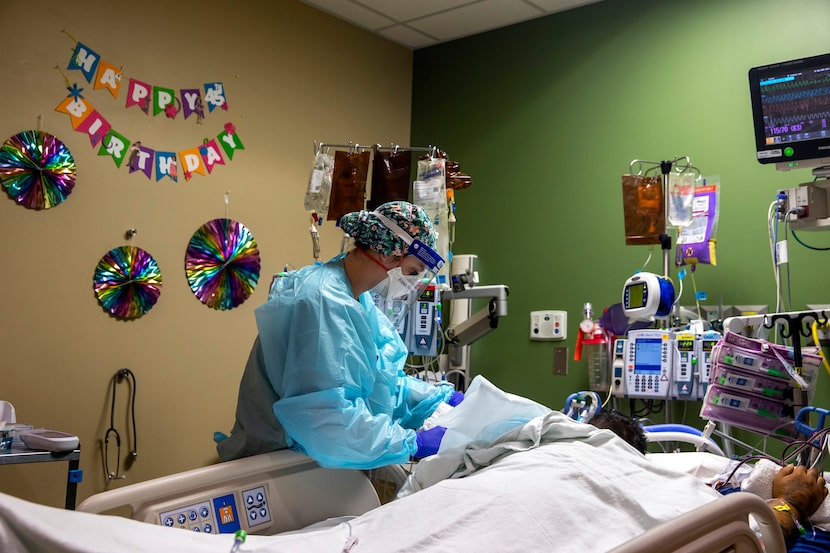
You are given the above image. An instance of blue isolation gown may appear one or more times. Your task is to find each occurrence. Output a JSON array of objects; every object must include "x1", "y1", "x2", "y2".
[{"x1": 218, "y1": 254, "x2": 454, "y2": 469}]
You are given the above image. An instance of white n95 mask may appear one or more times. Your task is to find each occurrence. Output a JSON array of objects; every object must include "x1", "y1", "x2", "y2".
[{"x1": 371, "y1": 267, "x2": 421, "y2": 333}]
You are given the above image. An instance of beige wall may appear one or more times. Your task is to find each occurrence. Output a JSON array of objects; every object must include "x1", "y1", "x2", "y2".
[{"x1": 0, "y1": 0, "x2": 412, "y2": 506}]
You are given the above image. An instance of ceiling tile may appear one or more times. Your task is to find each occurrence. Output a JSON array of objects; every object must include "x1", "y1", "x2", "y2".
[
  {"x1": 377, "y1": 25, "x2": 439, "y2": 50},
  {"x1": 297, "y1": 0, "x2": 605, "y2": 49},
  {"x1": 356, "y1": 0, "x2": 478, "y2": 22},
  {"x1": 407, "y1": 0, "x2": 544, "y2": 41},
  {"x1": 300, "y1": 0, "x2": 394, "y2": 31}
]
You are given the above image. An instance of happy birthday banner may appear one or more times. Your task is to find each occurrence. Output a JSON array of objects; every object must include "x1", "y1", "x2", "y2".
[
  {"x1": 67, "y1": 41, "x2": 228, "y2": 119},
  {"x1": 55, "y1": 38, "x2": 244, "y2": 181},
  {"x1": 55, "y1": 95, "x2": 244, "y2": 181}
]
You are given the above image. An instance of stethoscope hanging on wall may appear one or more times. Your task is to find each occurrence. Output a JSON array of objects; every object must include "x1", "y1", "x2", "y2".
[{"x1": 104, "y1": 368, "x2": 138, "y2": 480}]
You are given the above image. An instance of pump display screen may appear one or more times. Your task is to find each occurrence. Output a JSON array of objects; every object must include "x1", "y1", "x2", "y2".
[
  {"x1": 418, "y1": 287, "x2": 435, "y2": 302},
  {"x1": 634, "y1": 338, "x2": 662, "y2": 374},
  {"x1": 677, "y1": 338, "x2": 695, "y2": 351},
  {"x1": 625, "y1": 282, "x2": 646, "y2": 309}
]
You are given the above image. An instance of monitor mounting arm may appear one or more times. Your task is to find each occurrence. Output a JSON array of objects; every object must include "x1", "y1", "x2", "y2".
[{"x1": 442, "y1": 285, "x2": 509, "y2": 346}]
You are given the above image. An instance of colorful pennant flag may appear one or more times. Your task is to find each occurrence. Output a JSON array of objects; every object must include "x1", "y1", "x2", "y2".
[
  {"x1": 199, "y1": 139, "x2": 225, "y2": 173},
  {"x1": 67, "y1": 42, "x2": 100, "y2": 84},
  {"x1": 93, "y1": 59, "x2": 122, "y2": 98},
  {"x1": 98, "y1": 129, "x2": 131, "y2": 168},
  {"x1": 204, "y1": 82, "x2": 228, "y2": 112},
  {"x1": 75, "y1": 109, "x2": 111, "y2": 147},
  {"x1": 126, "y1": 78, "x2": 152, "y2": 113},
  {"x1": 218, "y1": 126, "x2": 244, "y2": 160}
]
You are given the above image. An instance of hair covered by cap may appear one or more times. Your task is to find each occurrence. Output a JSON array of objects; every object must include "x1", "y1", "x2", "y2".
[{"x1": 339, "y1": 201, "x2": 436, "y2": 256}]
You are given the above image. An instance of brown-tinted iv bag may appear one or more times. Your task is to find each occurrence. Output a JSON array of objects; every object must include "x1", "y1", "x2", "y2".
[
  {"x1": 327, "y1": 150, "x2": 370, "y2": 222},
  {"x1": 368, "y1": 149, "x2": 412, "y2": 210},
  {"x1": 621, "y1": 174, "x2": 665, "y2": 245}
]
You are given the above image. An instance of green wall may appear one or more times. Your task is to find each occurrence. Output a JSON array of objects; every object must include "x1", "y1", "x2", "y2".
[{"x1": 411, "y1": 0, "x2": 830, "y2": 425}]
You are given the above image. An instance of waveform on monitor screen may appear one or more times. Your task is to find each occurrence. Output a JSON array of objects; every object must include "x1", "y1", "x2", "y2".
[
  {"x1": 760, "y1": 73, "x2": 830, "y2": 92},
  {"x1": 761, "y1": 83, "x2": 830, "y2": 129},
  {"x1": 763, "y1": 87, "x2": 830, "y2": 104},
  {"x1": 764, "y1": 112, "x2": 830, "y2": 126}
]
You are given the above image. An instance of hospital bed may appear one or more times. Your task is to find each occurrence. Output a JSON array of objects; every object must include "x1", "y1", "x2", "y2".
[
  {"x1": 0, "y1": 411, "x2": 794, "y2": 553},
  {"x1": 611, "y1": 491, "x2": 785, "y2": 553},
  {"x1": 75, "y1": 448, "x2": 381, "y2": 534}
]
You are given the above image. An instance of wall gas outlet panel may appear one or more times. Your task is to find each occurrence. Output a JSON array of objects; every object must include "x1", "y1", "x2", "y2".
[{"x1": 530, "y1": 310, "x2": 567, "y2": 341}]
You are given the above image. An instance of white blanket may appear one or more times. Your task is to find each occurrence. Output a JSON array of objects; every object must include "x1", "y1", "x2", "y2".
[
  {"x1": 0, "y1": 415, "x2": 722, "y2": 552},
  {"x1": 0, "y1": 377, "x2": 729, "y2": 552}
]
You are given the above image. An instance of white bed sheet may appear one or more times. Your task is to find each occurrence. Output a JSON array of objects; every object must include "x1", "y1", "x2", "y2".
[{"x1": 0, "y1": 409, "x2": 723, "y2": 553}]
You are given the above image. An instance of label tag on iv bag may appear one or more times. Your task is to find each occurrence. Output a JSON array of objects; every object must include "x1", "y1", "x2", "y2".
[
  {"x1": 668, "y1": 172, "x2": 695, "y2": 227},
  {"x1": 307, "y1": 169, "x2": 324, "y2": 194}
]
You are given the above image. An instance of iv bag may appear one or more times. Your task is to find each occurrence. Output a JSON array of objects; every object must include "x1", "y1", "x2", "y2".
[
  {"x1": 667, "y1": 172, "x2": 695, "y2": 227},
  {"x1": 413, "y1": 156, "x2": 446, "y2": 210},
  {"x1": 621, "y1": 174, "x2": 665, "y2": 245},
  {"x1": 676, "y1": 178, "x2": 719, "y2": 267},
  {"x1": 327, "y1": 150, "x2": 370, "y2": 222},
  {"x1": 303, "y1": 150, "x2": 334, "y2": 217},
  {"x1": 414, "y1": 155, "x2": 449, "y2": 283},
  {"x1": 369, "y1": 149, "x2": 411, "y2": 210}
]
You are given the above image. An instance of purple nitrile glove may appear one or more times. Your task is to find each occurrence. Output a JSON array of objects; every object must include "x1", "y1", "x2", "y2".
[
  {"x1": 414, "y1": 425, "x2": 447, "y2": 458},
  {"x1": 447, "y1": 391, "x2": 465, "y2": 407}
]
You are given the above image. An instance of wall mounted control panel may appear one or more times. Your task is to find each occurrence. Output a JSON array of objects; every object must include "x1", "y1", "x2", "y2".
[{"x1": 530, "y1": 310, "x2": 567, "y2": 341}]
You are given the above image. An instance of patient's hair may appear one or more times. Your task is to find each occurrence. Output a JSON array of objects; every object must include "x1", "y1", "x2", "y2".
[{"x1": 590, "y1": 409, "x2": 647, "y2": 454}]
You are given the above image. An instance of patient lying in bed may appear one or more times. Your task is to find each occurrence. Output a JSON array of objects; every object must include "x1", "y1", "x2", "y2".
[
  {"x1": 0, "y1": 376, "x2": 826, "y2": 553},
  {"x1": 589, "y1": 407, "x2": 829, "y2": 550},
  {"x1": 386, "y1": 376, "x2": 825, "y2": 550},
  {"x1": 2, "y1": 413, "x2": 722, "y2": 552}
]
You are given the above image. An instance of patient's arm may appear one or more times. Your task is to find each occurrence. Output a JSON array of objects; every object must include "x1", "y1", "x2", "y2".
[{"x1": 767, "y1": 464, "x2": 828, "y2": 540}]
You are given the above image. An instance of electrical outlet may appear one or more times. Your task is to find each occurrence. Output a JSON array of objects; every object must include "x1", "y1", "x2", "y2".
[{"x1": 553, "y1": 347, "x2": 568, "y2": 375}]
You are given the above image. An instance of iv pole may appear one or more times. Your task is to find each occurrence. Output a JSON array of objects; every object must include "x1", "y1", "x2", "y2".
[
  {"x1": 628, "y1": 155, "x2": 700, "y2": 425},
  {"x1": 628, "y1": 155, "x2": 700, "y2": 280}
]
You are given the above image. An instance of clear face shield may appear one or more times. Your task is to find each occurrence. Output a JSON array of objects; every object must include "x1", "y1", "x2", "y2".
[{"x1": 370, "y1": 212, "x2": 445, "y2": 331}]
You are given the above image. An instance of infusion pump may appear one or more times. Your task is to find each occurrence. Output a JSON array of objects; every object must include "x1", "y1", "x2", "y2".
[
  {"x1": 611, "y1": 329, "x2": 721, "y2": 400},
  {"x1": 374, "y1": 284, "x2": 440, "y2": 357}
]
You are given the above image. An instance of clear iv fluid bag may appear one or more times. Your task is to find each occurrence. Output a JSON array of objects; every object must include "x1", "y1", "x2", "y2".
[
  {"x1": 668, "y1": 172, "x2": 695, "y2": 228},
  {"x1": 304, "y1": 151, "x2": 335, "y2": 216}
]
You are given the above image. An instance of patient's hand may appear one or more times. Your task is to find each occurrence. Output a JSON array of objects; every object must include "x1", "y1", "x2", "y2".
[{"x1": 773, "y1": 464, "x2": 828, "y2": 517}]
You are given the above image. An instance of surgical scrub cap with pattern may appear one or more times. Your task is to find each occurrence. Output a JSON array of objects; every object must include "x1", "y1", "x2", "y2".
[{"x1": 340, "y1": 201, "x2": 436, "y2": 257}]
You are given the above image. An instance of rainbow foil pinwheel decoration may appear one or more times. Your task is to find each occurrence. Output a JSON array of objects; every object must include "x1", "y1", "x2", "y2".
[
  {"x1": 0, "y1": 130, "x2": 76, "y2": 209},
  {"x1": 185, "y1": 218, "x2": 261, "y2": 310},
  {"x1": 93, "y1": 246, "x2": 163, "y2": 319}
]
